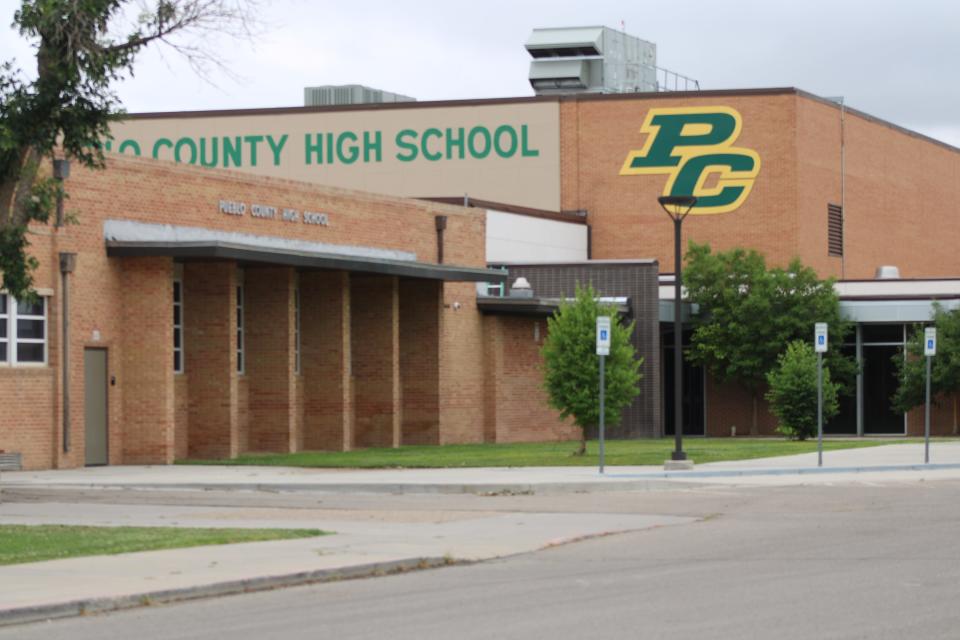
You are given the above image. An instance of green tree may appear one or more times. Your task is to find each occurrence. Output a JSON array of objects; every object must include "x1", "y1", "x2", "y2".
[
  {"x1": 541, "y1": 284, "x2": 642, "y2": 456},
  {"x1": 683, "y1": 242, "x2": 855, "y2": 434},
  {"x1": 765, "y1": 340, "x2": 839, "y2": 440},
  {"x1": 893, "y1": 304, "x2": 960, "y2": 433},
  {"x1": 1, "y1": 0, "x2": 256, "y2": 299}
]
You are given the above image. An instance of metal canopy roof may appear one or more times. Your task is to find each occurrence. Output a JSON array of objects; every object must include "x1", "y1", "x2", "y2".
[{"x1": 104, "y1": 220, "x2": 506, "y2": 283}]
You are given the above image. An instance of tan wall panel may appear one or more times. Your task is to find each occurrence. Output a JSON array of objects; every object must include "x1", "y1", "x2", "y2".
[{"x1": 110, "y1": 103, "x2": 561, "y2": 211}]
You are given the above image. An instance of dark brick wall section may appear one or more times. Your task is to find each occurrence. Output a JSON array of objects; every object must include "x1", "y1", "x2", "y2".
[{"x1": 506, "y1": 262, "x2": 661, "y2": 439}]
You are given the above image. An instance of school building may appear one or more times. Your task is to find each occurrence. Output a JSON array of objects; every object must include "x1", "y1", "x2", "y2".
[{"x1": 3, "y1": 87, "x2": 959, "y2": 469}]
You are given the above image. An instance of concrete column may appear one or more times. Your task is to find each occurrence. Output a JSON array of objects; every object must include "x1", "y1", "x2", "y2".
[
  {"x1": 302, "y1": 271, "x2": 353, "y2": 450},
  {"x1": 351, "y1": 275, "x2": 401, "y2": 448},
  {"x1": 246, "y1": 267, "x2": 298, "y2": 453},
  {"x1": 120, "y1": 257, "x2": 175, "y2": 464},
  {"x1": 184, "y1": 262, "x2": 238, "y2": 459},
  {"x1": 399, "y1": 279, "x2": 440, "y2": 445}
]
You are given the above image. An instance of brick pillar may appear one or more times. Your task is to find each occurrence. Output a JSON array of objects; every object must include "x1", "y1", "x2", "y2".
[
  {"x1": 302, "y1": 271, "x2": 353, "y2": 450},
  {"x1": 352, "y1": 276, "x2": 401, "y2": 448},
  {"x1": 399, "y1": 279, "x2": 440, "y2": 445},
  {"x1": 184, "y1": 262, "x2": 238, "y2": 459},
  {"x1": 120, "y1": 257, "x2": 175, "y2": 464},
  {"x1": 246, "y1": 267, "x2": 298, "y2": 453}
]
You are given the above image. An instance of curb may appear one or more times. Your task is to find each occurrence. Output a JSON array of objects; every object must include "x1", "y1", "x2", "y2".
[
  {"x1": 605, "y1": 461, "x2": 960, "y2": 479},
  {"x1": 0, "y1": 479, "x2": 677, "y2": 496},
  {"x1": 0, "y1": 556, "x2": 460, "y2": 628}
]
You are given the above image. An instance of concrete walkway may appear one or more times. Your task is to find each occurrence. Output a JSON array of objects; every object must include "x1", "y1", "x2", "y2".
[
  {"x1": 2, "y1": 441, "x2": 960, "y2": 626},
  {"x1": 4, "y1": 441, "x2": 960, "y2": 494}
]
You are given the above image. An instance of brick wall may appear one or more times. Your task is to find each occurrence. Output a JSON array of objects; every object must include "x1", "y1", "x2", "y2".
[
  {"x1": 119, "y1": 257, "x2": 174, "y2": 464},
  {"x1": 399, "y1": 279, "x2": 440, "y2": 445},
  {"x1": 246, "y1": 267, "x2": 297, "y2": 453},
  {"x1": 351, "y1": 276, "x2": 400, "y2": 448},
  {"x1": 562, "y1": 91, "x2": 960, "y2": 279},
  {"x1": 302, "y1": 271, "x2": 353, "y2": 450},
  {"x1": 0, "y1": 154, "x2": 487, "y2": 468},
  {"x1": 183, "y1": 262, "x2": 238, "y2": 458},
  {"x1": 484, "y1": 315, "x2": 579, "y2": 443}
]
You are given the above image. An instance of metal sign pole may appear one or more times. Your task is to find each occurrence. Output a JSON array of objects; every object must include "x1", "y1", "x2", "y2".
[
  {"x1": 924, "y1": 326, "x2": 936, "y2": 465},
  {"x1": 925, "y1": 354, "x2": 931, "y2": 465},
  {"x1": 596, "y1": 316, "x2": 611, "y2": 476},
  {"x1": 815, "y1": 322, "x2": 828, "y2": 468},
  {"x1": 599, "y1": 355, "x2": 606, "y2": 475},
  {"x1": 817, "y1": 352, "x2": 823, "y2": 468}
]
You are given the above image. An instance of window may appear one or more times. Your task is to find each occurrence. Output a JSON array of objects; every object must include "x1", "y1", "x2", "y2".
[
  {"x1": 294, "y1": 283, "x2": 301, "y2": 375},
  {"x1": 173, "y1": 280, "x2": 183, "y2": 373},
  {"x1": 828, "y1": 203, "x2": 843, "y2": 257},
  {"x1": 0, "y1": 294, "x2": 47, "y2": 365},
  {"x1": 236, "y1": 283, "x2": 245, "y2": 374}
]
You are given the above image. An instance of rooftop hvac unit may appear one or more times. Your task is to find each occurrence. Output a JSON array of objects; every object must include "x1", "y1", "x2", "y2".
[
  {"x1": 525, "y1": 26, "x2": 699, "y2": 95},
  {"x1": 304, "y1": 84, "x2": 416, "y2": 106}
]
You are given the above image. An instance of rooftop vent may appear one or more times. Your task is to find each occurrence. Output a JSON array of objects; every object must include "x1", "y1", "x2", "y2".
[
  {"x1": 509, "y1": 277, "x2": 534, "y2": 298},
  {"x1": 875, "y1": 265, "x2": 901, "y2": 280}
]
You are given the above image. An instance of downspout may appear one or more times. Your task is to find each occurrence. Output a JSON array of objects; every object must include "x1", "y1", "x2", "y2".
[{"x1": 59, "y1": 252, "x2": 76, "y2": 453}]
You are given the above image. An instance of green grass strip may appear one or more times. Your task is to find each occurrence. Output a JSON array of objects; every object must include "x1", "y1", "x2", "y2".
[
  {"x1": 0, "y1": 525, "x2": 327, "y2": 566},
  {"x1": 180, "y1": 437, "x2": 939, "y2": 469}
]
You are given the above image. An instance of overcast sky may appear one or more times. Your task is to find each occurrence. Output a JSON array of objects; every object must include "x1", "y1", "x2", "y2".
[{"x1": 1, "y1": 0, "x2": 958, "y2": 146}]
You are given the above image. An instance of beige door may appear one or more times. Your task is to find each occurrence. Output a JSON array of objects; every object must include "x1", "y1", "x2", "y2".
[{"x1": 84, "y1": 348, "x2": 108, "y2": 465}]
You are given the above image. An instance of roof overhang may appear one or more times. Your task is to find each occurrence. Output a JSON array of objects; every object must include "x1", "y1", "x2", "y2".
[
  {"x1": 104, "y1": 220, "x2": 506, "y2": 283},
  {"x1": 478, "y1": 296, "x2": 630, "y2": 317}
]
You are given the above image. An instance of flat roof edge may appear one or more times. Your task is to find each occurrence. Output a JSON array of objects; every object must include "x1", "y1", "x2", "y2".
[{"x1": 106, "y1": 241, "x2": 506, "y2": 283}]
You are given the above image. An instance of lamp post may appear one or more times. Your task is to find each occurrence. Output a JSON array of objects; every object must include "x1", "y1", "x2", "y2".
[{"x1": 658, "y1": 194, "x2": 698, "y2": 461}]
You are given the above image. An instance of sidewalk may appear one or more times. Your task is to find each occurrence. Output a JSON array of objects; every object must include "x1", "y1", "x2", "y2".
[
  {"x1": 2, "y1": 441, "x2": 960, "y2": 626},
  {"x1": 5, "y1": 442, "x2": 960, "y2": 494}
]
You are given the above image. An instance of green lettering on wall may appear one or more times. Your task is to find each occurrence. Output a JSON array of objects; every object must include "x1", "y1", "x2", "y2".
[
  {"x1": 305, "y1": 133, "x2": 323, "y2": 165},
  {"x1": 421, "y1": 128, "x2": 443, "y2": 162},
  {"x1": 199, "y1": 138, "x2": 218, "y2": 168},
  {"x1": 337, "y1": 131, "x2": 359, "y2": 164},
  {"x1": 364, "y1": 131, "x2": 382, "y2": 162},
  {"x1": 493, "y1": 125, "x2": 518, "y2": 159},
  {"x1": 223, "y1": 136, "x2": 242, "y2": 167},
  {"x1": 520, "y1": 125, "x2": 539, "y2": 157},
  {"x1": 468, "y1": 126, "x2": 491, "y2": 159},
  {"x1": 267, "y1": 134, "x2": 288, "y2": 166},
  {"x1": 395, "y1": 129, "x2": 418, "y2": 162},
  {"x1": 326, "y1": 133, "x2": 334, "y2": 164},
  {"x1": 174, "y1": 137, "x2": 197, "y2": 164},
  {"x1": 152, "y1": 138, "x2": 173, "y2": 159},
  {"x1": 117, "y1": 139, "x2": 142, "y2": 156},
  {"x1": 244, "y1": 135, "x2": 264, "y2": 166},
  {"x1": 446, "y1": 127, "x2": 465, "y2": 160}
]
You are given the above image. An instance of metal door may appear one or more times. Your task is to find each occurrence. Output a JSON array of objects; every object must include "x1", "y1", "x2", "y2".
[{"x1": 84, "y1": 348, "x2": 108, "y2": 465}]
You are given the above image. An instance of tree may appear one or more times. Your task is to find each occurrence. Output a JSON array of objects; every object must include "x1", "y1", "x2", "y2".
[
  {"x1": 1, "y1": 0, "x2": 257, "y2": 299},
  {"x1": 541, "y1": 284, "x2": 642, "y2": 456},
  {"x1": 893, "y1": 303, "x2": 960, "y2": 433},
  {"x1": 765, "y1": 340, "x2": 839, "y2": 440},
  {"x1": 683, "y1": 242, "x2": 855, "y2": 434}
]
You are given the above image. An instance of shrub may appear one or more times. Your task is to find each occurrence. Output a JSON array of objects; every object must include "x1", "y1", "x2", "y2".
[{"x1": 765, "y1": 340, "x2": 839, "y2": 440}]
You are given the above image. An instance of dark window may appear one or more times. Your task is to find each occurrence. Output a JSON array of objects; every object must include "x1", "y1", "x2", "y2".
[
  {"x1": 861, "y1": 324, "x2": 903, "y2": 344},
  {"x1": 828, "y1": 203, "x2": 843, "y2": 257}
]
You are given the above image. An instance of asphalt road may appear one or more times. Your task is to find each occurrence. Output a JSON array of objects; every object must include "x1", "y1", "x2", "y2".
[{"x1": 6, "y1": 479, "x2": 960, "y2": 639}]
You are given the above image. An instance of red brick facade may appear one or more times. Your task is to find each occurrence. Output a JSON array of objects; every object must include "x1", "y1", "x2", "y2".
[{"x1": 1, "y1": 154, "x2": 512, "y2": 469}]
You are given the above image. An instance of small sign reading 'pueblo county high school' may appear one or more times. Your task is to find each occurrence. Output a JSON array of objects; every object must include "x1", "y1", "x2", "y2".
[{"x1": 218, "y1": 200, "x2": 330, "y2": 226}]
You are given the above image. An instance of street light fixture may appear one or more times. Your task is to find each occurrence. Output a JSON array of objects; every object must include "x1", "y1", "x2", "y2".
[{"x1": 658, "y1": 194, "x2": 698, "y2": 461}]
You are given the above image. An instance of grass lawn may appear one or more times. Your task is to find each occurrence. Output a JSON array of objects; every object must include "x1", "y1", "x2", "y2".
[
  {"x1": 0, "y1": 525, "x2": 327, "y2": 566},
  {"x1": 180, "y1": 437, "x2": 934, "y2": 469}
]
